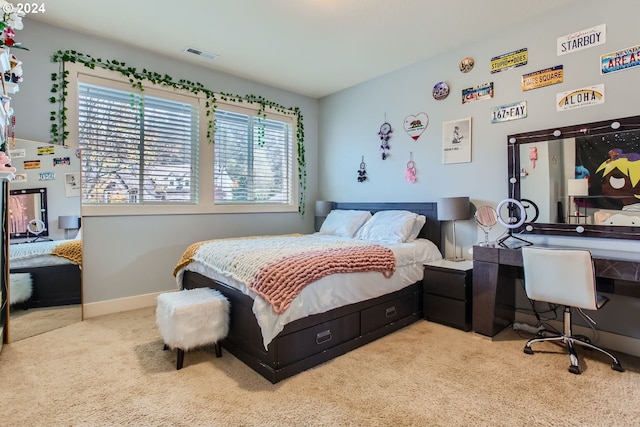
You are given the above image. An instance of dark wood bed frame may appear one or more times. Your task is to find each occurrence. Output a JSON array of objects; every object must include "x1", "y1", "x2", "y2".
[
  {"x1": 10, "y1": 263, "x2": 81, "y2": 308},
  {"x1": 182, "y1": 202, "x2": 441, "y2": 383}
]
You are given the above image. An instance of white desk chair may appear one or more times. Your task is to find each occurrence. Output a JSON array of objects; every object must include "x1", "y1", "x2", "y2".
[{"x1": 521, "y1": 247, "x2": 624, "y2": 375}]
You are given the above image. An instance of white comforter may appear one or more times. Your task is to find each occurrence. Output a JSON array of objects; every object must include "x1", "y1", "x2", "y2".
[
  {"x1": 175, "y1": 234, "x2": 442, "y2": 349},
  {"x1": 9, "y1": 238, "x2": 79, "y2": 268}
]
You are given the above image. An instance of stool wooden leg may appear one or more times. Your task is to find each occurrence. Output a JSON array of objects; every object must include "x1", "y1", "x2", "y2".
[
  {"x1": 176, "y1": 349, "x2": 184, "y2": 370},
  {"x1": 215, "y1": 342, "x2": 222, "y2": 358},
  {"x1": 163, "y1": 344, "x2": 168, "y2": 351}
]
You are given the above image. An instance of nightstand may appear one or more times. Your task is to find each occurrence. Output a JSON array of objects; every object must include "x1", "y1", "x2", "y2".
[{"x1": 423, "y1": 260, "x2": 473, "y2": 331}]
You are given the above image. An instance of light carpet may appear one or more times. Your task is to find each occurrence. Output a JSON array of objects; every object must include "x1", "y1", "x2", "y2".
[{"x1": 0, "y1": 306, "x2": 638, "y2": 427}]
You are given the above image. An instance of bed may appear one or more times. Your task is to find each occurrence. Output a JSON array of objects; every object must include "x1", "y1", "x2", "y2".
[
  {"x1": 174, "y1": 202, "x2": 442, "y2": 383},
  {"x1": 9, "y1": 238, "x2": 82, "y2": 308}
]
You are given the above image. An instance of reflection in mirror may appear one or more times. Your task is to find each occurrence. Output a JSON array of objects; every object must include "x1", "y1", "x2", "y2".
[
  {"x1": 8, "y1": 140, "x2": 82, "y2": 341},
  {"x1": 508, "y1": 115, "x2": 640, "y2": 240},
  {"x1": 9, "y1": 188, "x2": 49, "y2": 240},
  {"x1": 475, "y1": 206, "x2": 497, "y2": 247}
]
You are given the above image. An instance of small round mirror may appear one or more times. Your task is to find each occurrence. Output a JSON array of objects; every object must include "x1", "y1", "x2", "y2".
[{"x1": 475, "y1": 206, "x2": 497, "y2": 247}]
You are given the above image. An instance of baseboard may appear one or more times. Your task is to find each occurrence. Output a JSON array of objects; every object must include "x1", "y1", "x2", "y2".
[
  {"x1": 83, "y1": 291, "x2": 174, "y2": 319},
  {"x1": 516, "y1": 313, "x2": 640, "y2": 358}
]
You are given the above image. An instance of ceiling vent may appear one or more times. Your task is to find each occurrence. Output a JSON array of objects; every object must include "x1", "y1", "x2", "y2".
[{"x1": 183, "y1": 47, "x2": 219, "y2": 61}]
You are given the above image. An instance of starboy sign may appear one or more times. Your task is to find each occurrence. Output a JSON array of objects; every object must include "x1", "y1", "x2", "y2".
[
  {"x1": 557, "y1": 24, "x2": 606, "y2": 56},
  {"x1": 601, "y1": 44, "x2": 640, "y2": 75},
  {"x1": 556, "y1": 84, "x2": 604, "y2": 111}
]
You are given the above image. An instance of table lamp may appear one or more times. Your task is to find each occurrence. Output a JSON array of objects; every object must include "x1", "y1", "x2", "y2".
[
  {"x1": 58, "y1": 215, "x2": 80, "y2": 239},
  {"x1": 438, "y1": 197, "x2": 470, "y2": 261}
]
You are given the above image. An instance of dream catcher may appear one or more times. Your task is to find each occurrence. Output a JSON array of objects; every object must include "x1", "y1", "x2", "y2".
[
  {"x1": 405, "y1": 152, "x2": 416, "y2": 183},
  {"x1": 378, "y1": 118, "x2": 392, "y2": 160},
  {"x1": 357, "y1": 156, "x2": 368, "y2": 182}
]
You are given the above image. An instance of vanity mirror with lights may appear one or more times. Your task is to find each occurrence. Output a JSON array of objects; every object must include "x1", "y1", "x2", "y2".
[{"x1": 508, "y1": 115, "x2": 640, "y2": 240}]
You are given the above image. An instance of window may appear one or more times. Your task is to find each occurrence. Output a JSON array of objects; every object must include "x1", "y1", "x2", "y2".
[
  {"x1": 214, "y1": 104, "x2": 295, "y2": 207},
  {"x1": 77, "y1": 79, "x2": 200, "y2": 205},
  {"x1": 66, "y1": 63, "x2": 300, "y2": 215}
]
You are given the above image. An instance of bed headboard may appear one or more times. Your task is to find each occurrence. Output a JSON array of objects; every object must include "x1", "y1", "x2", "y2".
[{"x1": 332, "y1": 202, "x2": 441, "y2": 251}]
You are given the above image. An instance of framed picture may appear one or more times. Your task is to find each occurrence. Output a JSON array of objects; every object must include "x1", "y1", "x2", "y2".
[{"x1": 442, "y1": 117, "x2": 472, "y2": 164}]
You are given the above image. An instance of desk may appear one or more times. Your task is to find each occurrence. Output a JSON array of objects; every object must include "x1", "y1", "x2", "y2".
[{"x1": 472, "y1": 245, "x2": 640, "y2": 338}]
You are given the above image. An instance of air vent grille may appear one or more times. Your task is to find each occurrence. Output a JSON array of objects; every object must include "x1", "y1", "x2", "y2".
[{"x1": 183, "y1": 47, "x2": 219, "y2": 61}]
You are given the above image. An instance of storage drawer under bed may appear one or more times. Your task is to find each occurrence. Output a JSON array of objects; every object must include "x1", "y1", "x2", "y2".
[
  {"x1": 276, "y1": 312, "x2": 360, "y2": 366},
  {"x1": 361, "y1": 292, "x2": 417, "y2": 335}
]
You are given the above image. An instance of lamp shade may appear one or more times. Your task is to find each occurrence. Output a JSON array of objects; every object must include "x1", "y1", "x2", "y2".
[
  {"x1": 437, "y1": 197, "x2": 470, "y2": 221},
  {"x1": 58, "y1": 215, "x2": 80, "y2": 229},
  {"x1": 315, "y1": 200, "x2": 334, "y2": 217},
  {"x1": 567, "y1": 178, "x2": 589, "y2": 196}
]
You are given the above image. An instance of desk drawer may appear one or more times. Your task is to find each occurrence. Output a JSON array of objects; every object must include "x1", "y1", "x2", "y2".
[
  {"x1": 361, "y1": 293, "x2": 416, "y2": 335},
  {"x1": 277, "y1": 312, "x2": 359, "y2": 366}
]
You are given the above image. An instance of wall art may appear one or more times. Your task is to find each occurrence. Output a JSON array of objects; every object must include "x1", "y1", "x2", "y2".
[
  {"x1": 357, "y1": 156, "x2": 368, "y2": 182},
  {"x1": 600, "y1": 44, "x2": 640, "y2": 75},
  {"x1": 521, "y1": 65, "x2": 563, "y2": 91},
  {"x1": 459, "y1": 57, "x2": 474, "y2": 73},
  {"x1": 490, "y1": 48, "x2": 528, "y2": 74},
  {"x1": 403, "y1": 113, "x2": 429, "y2": 141},
  {"x1": 432, "y1": 81, "x2": 450, "y2": 100},
  {"x1": 442, "y1": 117, "x2": 472, "y2": 164},
  {"x1": 557, "y1": 24, "x2": 606, "y2": 56},
  {"x1": 491, "y1": 101, "x2": 527, "y2": 124},
  {"x1": 462, "y1": 82, "x2": 493, "y2": 104},
  {"x1": 556, "y1": 84, "x2": 605, "y2": 111},
  {"x1": 378, "y1": 120, "x2": 392, "y2": 160}
]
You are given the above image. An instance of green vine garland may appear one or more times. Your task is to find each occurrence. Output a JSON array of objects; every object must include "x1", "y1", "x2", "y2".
[{"x1": 49, "y1": 49, "x2": 307, "y2": 214}]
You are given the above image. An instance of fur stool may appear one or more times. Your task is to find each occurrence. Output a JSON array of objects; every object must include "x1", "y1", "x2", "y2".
[
  {"x1": 10, "y1": 273, "x2": 33, "y2": 309},
  {"x1": 156, "y1": 287, "x2": 230, "y2": 370}
]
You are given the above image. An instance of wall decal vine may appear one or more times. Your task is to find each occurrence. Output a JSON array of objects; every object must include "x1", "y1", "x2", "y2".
[{"x1": 49, "y1": 50, "x2": 307, "y2": 214}]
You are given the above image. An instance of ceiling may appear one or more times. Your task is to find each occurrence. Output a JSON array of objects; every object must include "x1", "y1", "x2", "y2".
[{"x1": 29, "y1": 0, "x2": 578, "y2": 98}]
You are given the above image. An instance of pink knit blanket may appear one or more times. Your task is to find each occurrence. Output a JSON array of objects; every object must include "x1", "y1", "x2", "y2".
[{"x1": 250, "y1": 245, "x2": 395, "y2": 314}]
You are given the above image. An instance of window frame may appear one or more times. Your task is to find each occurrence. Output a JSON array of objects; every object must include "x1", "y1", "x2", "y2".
[{"x1": 66, "y1": 63, "x2": 299, "y2": 216}]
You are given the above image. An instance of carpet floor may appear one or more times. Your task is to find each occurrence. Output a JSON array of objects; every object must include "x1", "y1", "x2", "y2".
[
  {"x1": 0, "y1": 306, "x2": 638, "y2": 426},
  {"x1": 8, "y1": 304, "x2": 82, "y2": 341}
]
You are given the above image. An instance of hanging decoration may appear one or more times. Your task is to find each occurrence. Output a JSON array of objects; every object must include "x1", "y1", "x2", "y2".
[
  {"x1": 405, "y1": 152, "x2": 416, "y2": 183},
  {"x1": 357, "y1": 156, "x2": 367, "y2": 182},
  {"x1": 403, "y1": 113, "x2": 429, "y2": 141},
  {"x1": 378, "y1": 117, "x2": 392, "y2": 160},
  {"x1": 459, "y1": 57, "x2": 475, "y2": 73},
  {"x1": 529, "y1": 146, "x2": 538, "y2": 168},
  {"x1": 432, "y1": 81, "x2": 450, "y2": 100}
]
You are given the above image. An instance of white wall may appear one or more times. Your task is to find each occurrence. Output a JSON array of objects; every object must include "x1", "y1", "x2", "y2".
[
  {"x1": 317, "y1": 0, "x2": 640, "y2": 353},
  {"x1": 14, "y1": 19, "x2": 319, "y2": 306},
  {"x1": 318, "y1": 0, "x2": 640, "y2": 256}
]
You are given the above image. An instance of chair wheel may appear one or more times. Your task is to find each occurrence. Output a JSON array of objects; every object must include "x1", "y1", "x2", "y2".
[
  {"x1": 569, "y1": 365, "x2": 581, "y2": 375},
  {"x1": 523, "y1": 346, "x2": 534, "y2": 355},
  {"x1": 612, "y1": 362, "x2": 625, "y2": 372}
]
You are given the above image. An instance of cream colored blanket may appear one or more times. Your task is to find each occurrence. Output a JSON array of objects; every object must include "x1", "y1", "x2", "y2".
[{"x1": 174, "y1": 234, "x2": 396, "y2": 313}]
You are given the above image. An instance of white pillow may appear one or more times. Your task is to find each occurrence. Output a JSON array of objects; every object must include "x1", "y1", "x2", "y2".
[
  {"x1": 356, "y1": 210, "x2": 425, "y2": 243},
  {"x1": 407, "y1": 214, "x2": 427, "y2": 241},
  {"x1": 319, "y1": 210, "x2": 372, "y2": 238}
]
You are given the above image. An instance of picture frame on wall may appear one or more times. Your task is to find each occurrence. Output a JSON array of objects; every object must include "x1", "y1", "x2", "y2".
[{"x1": 442, "y1": 117, "x2": 472, "y2": 164}]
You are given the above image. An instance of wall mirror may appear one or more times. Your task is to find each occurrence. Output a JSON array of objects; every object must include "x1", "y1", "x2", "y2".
[
  {"x1": 508, "y1": 115, "x2": 640, "y2": 240},
  {"x1": 9, "y1": 187, "x2": 49, "y2": 240},
  {"x1": 7, "y1": 140, "x2": 82, "y2": 342}
]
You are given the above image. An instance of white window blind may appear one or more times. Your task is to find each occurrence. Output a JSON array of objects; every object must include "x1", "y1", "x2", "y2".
[
  {"x1": 214, "y1": 108, "x2": 294, "y2": 205},
  {"x1": 77, "y1": 82, "x2": 199, "y2": 204}
]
